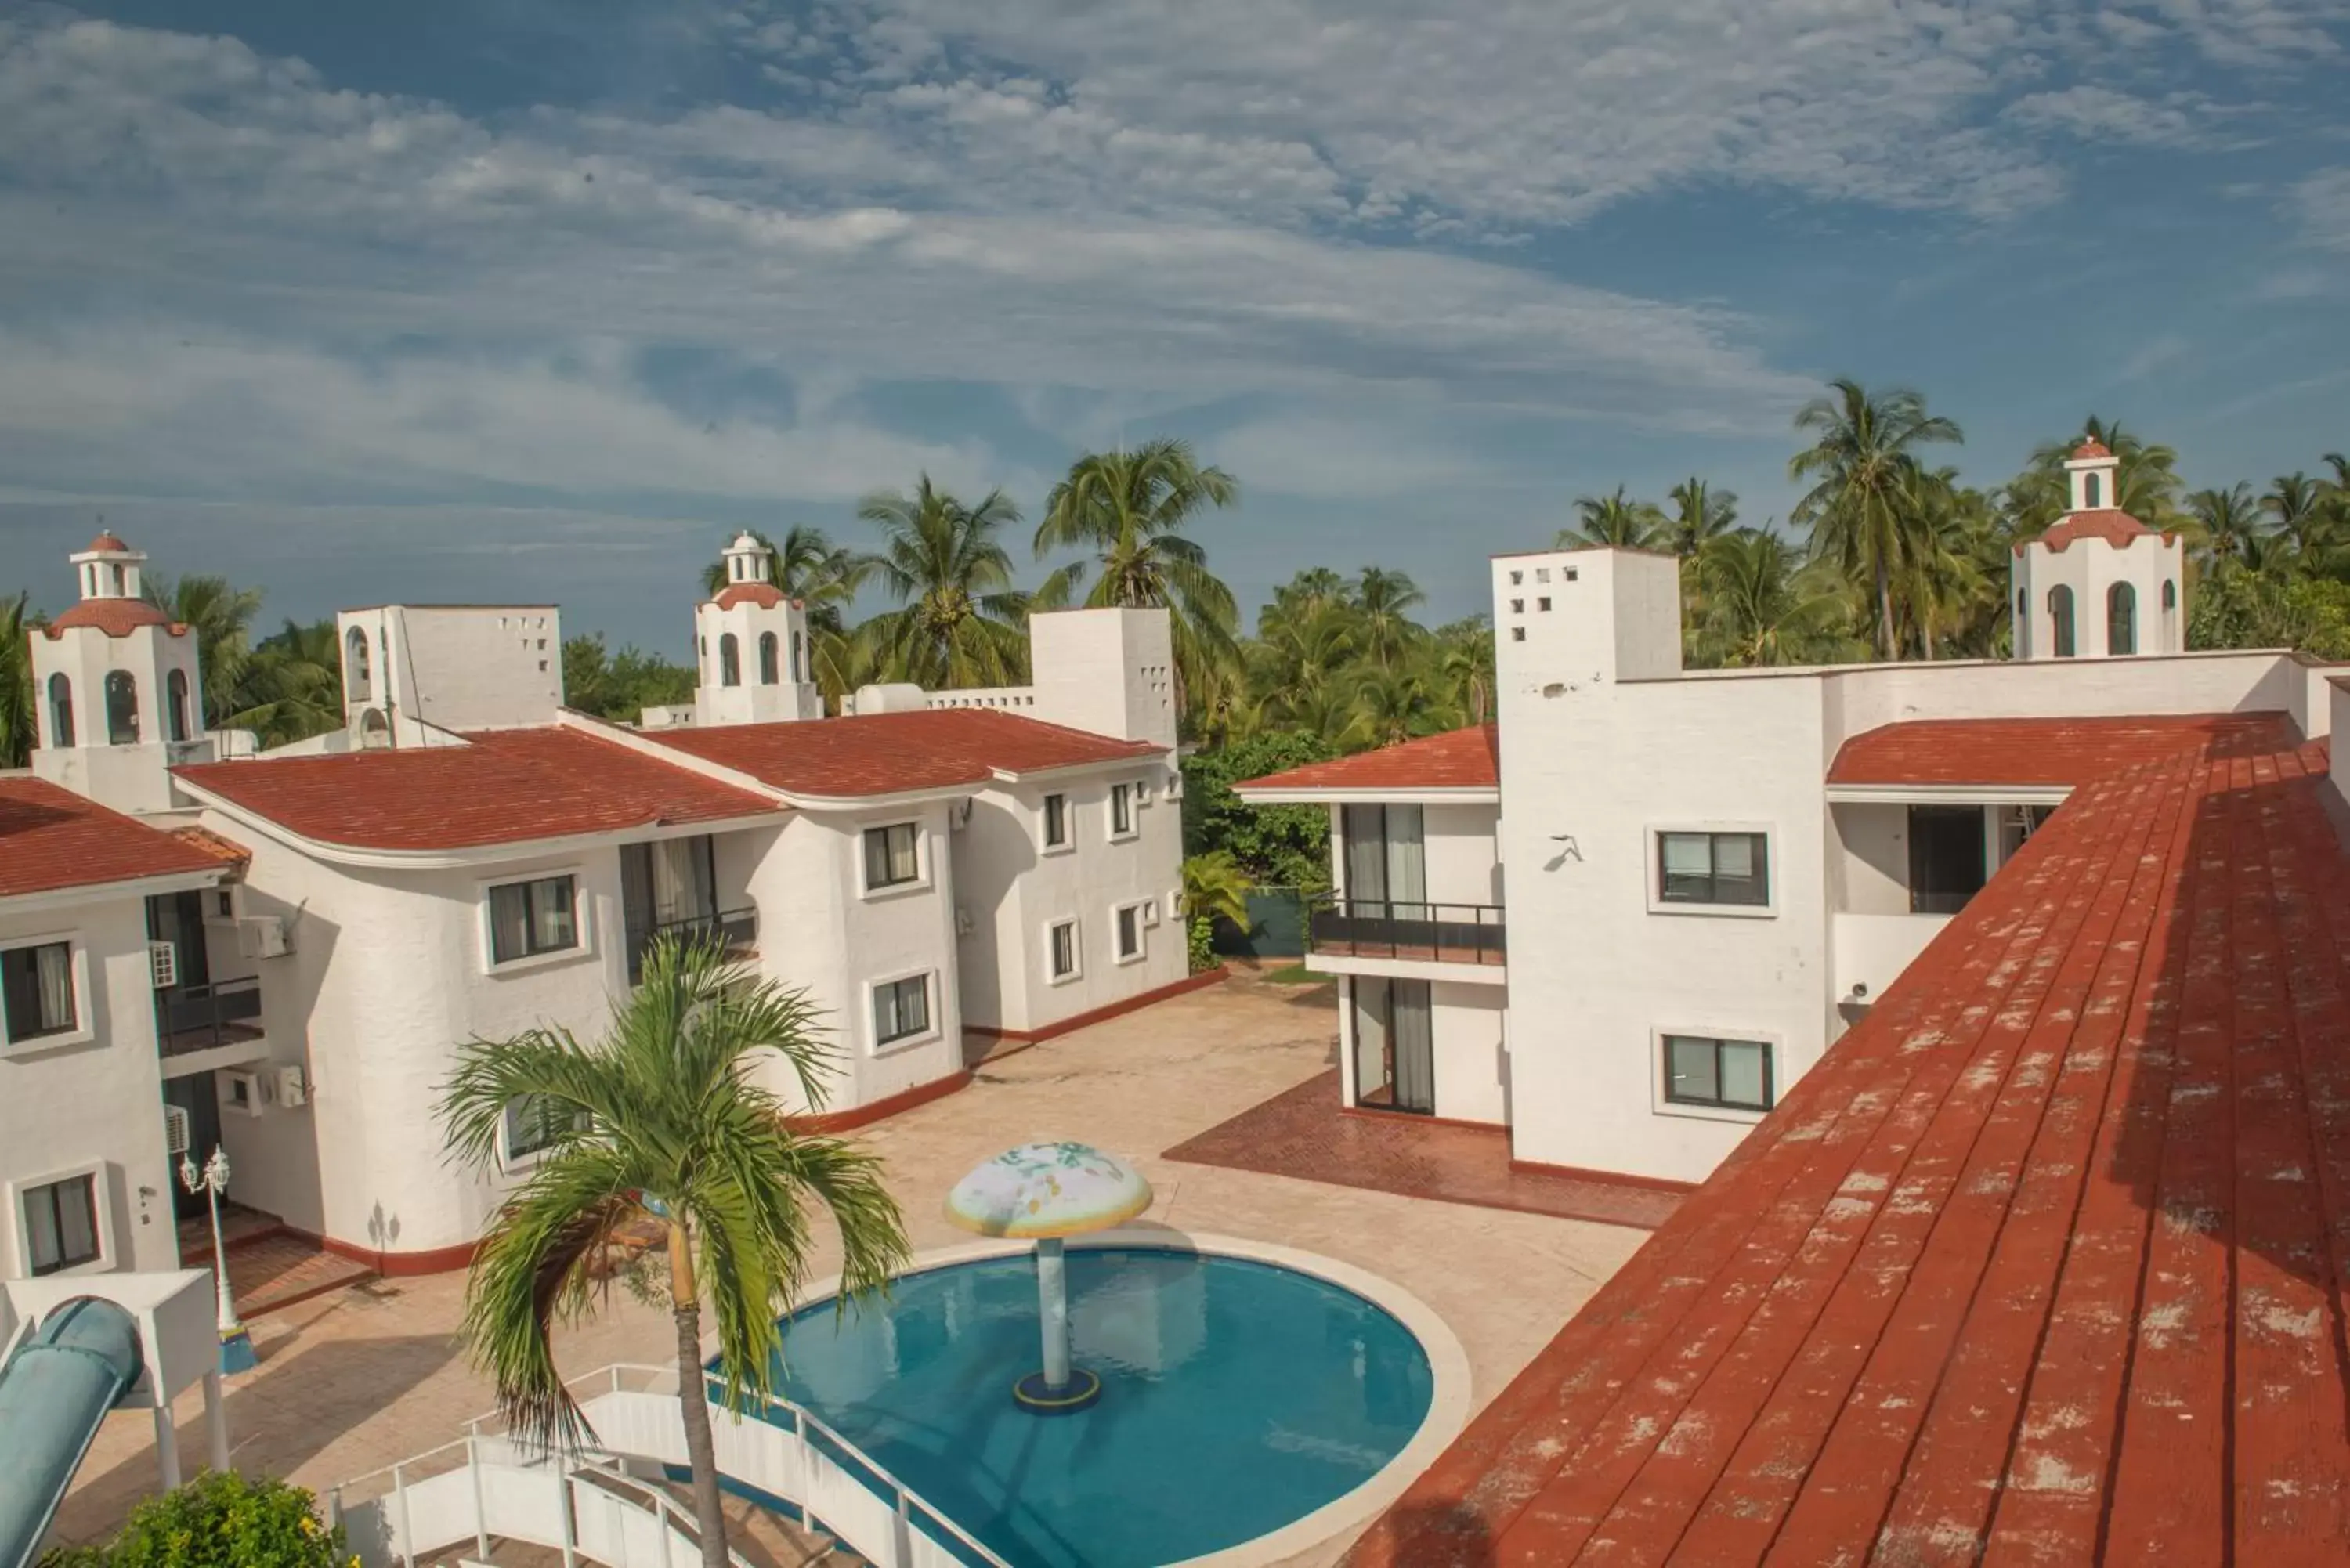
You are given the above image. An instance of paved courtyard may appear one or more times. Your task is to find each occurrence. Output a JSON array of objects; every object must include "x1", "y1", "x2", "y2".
[{"x1": 56, "y1": 971, "x2": 1647, "y2": 1564}]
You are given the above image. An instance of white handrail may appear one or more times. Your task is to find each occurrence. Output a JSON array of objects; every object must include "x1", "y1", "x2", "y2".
[{"x1": 338, "y1": 1363, "x2": 1013, "y2": 1568}]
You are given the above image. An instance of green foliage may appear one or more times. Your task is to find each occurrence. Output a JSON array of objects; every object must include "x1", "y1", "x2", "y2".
[
  {"x1": 858, "y1": 477, "x2": 1031, "y2": 688},
  {"x1": 2189, "y1": 567, "x2": 2350, "y2": 659},
  {"x1": 1186, "y1": 915, "x2": 1217, "y2": 973},
  {"x1": 563, "y1": 634, "x2": 696, "y2": 724},
  {"x1": 42, "y1": 1470, "x2": 351, "y2": 1567},
  {"x1": 1181, "y1": 731, "x2": 1337, "y2": 889},
  {"x1": 1, "y1": 590, "x2": 33, "y2": 768}
]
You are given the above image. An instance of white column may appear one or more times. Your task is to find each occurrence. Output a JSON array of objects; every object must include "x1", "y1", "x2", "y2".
[
  {"x1": 153, "y1": 1401, "x2": 182, "y2": 1490},
  {"x1": 1036, "y1": 1237, "x2": 1070, "y2": 1389},
  {"x1": 204, "y1": 1371, "x2": 229, "y2": 1472}
]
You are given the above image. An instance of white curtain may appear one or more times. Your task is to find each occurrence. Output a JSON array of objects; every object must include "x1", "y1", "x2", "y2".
[
  {"x1": 1384, "y1": 805, "x2": 1426, "y2": 916},
  {"x1": 36, "y1": 944, "x2": 74, "y2": 1031}
]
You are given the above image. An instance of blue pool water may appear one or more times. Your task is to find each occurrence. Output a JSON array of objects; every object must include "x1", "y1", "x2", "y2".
[{"x1": 765, "y1": 1247, "x2": 1434, "y2": 1568}]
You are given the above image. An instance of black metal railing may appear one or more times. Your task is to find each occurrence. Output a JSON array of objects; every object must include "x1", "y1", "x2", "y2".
[
  {"x1": 625, "y1": 907, "x2": 760, "y2": 981},
  {"x1": 1307, "y1": 898, "x2": 1506, "y2": 966},
  {"x1": 155, "y1": 977, "x2": 264, "y2": 1057}
]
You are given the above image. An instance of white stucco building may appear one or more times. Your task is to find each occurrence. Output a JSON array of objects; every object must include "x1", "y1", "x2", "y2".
[
  {"x1": 1241, "y1": 446, "x2": 2336, "y2": 1185},
  {"x1": 8, "y1": 529, "x2": 1188, "y2": 1276}
]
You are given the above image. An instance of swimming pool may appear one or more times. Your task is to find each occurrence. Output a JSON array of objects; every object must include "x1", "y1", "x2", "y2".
[{"x1": 765, "y1": 1245, "x2": 1438, "y2": 1567}]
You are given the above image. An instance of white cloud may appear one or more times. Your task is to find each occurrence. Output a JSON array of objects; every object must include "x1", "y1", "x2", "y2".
[
  {"x1": 2004, "y1": 85, "x2": 2225, "y2": 147},
  {"x1": 1205, "y1": 414, "x2": 1489, "y2": 501},
  {"x1": 2292, "y1": 167, "x2": 2350, "y2": 252}
]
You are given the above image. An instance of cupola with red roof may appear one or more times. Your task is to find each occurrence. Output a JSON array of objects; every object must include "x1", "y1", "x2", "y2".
[
  {"x1": 30, "y1": 529, "x2": 213, "y2": 815},
  {"x1": 692, "y1": 531, "x2": 822, "y2": 728},
  {"x1": 2012, "y1": 434, "x2": 2185, "y2": 663}
]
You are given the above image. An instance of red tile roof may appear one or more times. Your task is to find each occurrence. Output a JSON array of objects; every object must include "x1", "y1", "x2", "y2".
[
  {"x1": 1828, "y1": 714, "x2": 2277, "y2": 789},
  {"x1": 167, "y1": 825, "x2": 252, "y2": 872},
  {"x1": 642, "y1": 708, "x2": 1161, "y2": 798},
  {"x1": 174, "y1": 727, "x2": 779, "y2": 852},
  {"x1": 2073, "y1": 437, "x2": 2113, "y2": 459},
  {"x1": 1351, "y1": 714, "x2": 2350, "y2": 1566},
  {"x1": 1233, "y1": 724, "x2": 1499, "y2": 793},
  {"x1": 0, "y1": 777, "x2": 228, "y2": 898},
  {"x1": 2028, "y1": 508, "x2": 2158, "y2": 552},
  {"x1": 42, "y1": 598, "x2": 185, "y2": 638},
  {"x1": 708, "y1": 583, "x2": 796, "y2": 611},
  {"x1": 84, "y1": 529, "x2": 132, "y2": 553}
]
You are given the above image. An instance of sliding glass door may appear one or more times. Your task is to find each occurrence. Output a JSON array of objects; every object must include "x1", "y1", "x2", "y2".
[
  {"x1": 1341, "y1": 804, "x2": 1428, "y2": 917},
  {"x1": 1350, "y1": 976, "x2": 1434, "y2": 1115}
]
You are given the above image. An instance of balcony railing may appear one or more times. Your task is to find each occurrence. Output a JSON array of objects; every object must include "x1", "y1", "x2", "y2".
[
  {"x1": 1308, "y1": 898, "x2": 1506, "y2": 966},
  {"x1": 156, "y1": 977, "x2": 264, "y2": 1058},
  {"x1": 625, "y1": 907, "x2": 759, "y2": 982}
]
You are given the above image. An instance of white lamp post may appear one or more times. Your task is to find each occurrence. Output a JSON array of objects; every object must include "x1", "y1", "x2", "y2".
[{"x1": 180, "y1": 1146, "x2": 256, "y2": 1375}]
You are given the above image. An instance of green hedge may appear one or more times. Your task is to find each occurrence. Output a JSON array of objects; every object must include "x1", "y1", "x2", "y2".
[{"x1": 42, "y1": 1472, "x2": 352, "y2": 1568}]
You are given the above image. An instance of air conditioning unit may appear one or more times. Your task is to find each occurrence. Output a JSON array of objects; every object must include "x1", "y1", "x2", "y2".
[
  {"x1": 235, "y1": 916, "x2": 291, "y2": 959},
  {"x1": 275, "y1": 1064, "x2": 309, "y2": 1108},
  {"x1": 147, "y1": 940, "x2": 179, "y2": 990},
  {"x1": 220, "y1": 1068, "x2": 266, "y2": 1118},
  {"x1": 954, "y1": 906, "x2": 975, "y2": 937},
  {"x1": 164, "y1": 1104, "x2": 193, "y2": 1158}
]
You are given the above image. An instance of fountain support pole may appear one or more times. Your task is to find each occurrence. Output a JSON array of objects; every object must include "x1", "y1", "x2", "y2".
[{"x1": 1036, "y1": 1238, "x2": 1070, "y2": 1390}]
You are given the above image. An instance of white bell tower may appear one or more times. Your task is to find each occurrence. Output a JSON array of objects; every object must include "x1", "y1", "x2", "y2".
[
  {"x1": 30, "y1": 530, "x2": 213, "y2": 814},
  {"x1": 2012, "y1": 439, "x2": 2186, "y2": 662},
  {"x1": 693, "y1": 533, "x2": 822, "y2": 726}
]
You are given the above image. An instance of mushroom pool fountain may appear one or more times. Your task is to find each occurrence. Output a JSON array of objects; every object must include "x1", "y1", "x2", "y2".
[{"x1": 754, "y1": 1141, "x2": 1455, "y2": 1567}]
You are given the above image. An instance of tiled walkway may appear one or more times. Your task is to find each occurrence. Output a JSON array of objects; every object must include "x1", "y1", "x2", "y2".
[
  {"x1": 60, "y1": 974, "x2": 1647, "y2": 1566},
  {"x1": 177, "y1": 1205, "x2": 378, "y2": 1317},
  {"x1": 1166, "y1": 1069, "x2": 1685, "y2": 1230}
]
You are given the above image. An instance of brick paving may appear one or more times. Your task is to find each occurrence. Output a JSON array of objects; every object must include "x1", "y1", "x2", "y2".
[
  {"x1": 1166, "y1": 1068, "x2": 1683, "y2": 1230},
  {"x1": 178, "y1": 1203, "x2": 378, "y2": 1317}
]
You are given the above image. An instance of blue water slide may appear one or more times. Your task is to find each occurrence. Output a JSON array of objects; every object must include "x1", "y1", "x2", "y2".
[{"x1": 0, "y1": 1297, "x2": 144, "y2": 1568}]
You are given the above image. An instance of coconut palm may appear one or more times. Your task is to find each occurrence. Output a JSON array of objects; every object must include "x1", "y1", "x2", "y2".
[
  {"x1": 1788, "y1": 378, "x2": 1963, "y2": 659},
  {"x1": 1345, "y1": 665, "x2": 1457, "y2": 749},
  {"x1": 1433, "y1": 618, "x2": 1495, "y2": 726},
  {"x1": 858, "y1": 478, "x2": 1031, "y2": 689},
  {"x1": 1557, "y1": 487, "x2": 1665, "y2": 550},
  {"x1": 143, "y1": 573, "x2": 263, "y2": 725},
  {"x1": 440, "y1": 936, "x2": 910, "y2": 1568},
  {"x1": 2008, "y1": 418, "x2": 2183, "y2": 537},
  {"x1": 1663, "y1": 479, "x2": 1739, "y2": 558},
  {"x1": 2264, "y1": 473, "x2": 2329, "y2": 559},
  {"x1": 226, "y1": 619, "x2": 346, "y2": 746},
  {"x1": 0, "y1": 591, "x2": 33, "y2": 767},
  {"x1": 1260, "y1": 567, "x2": 1350, "y2": 634},
  {"x1": 1181, "y1": 851, "x2": 1253, "y2": 933},
  {"x1": 2189, "y1": 485, "x2": 2268, "y2": 573},
  {"x1": 1032, "y1": 439, "x2": 1242, "y2": 718},
  {"x1": 1691, "y1": 531, "x2": 1857, "y2": 669},
  {"x1": 1353, "y1": 568, "x2": 1426, "y2": 670}
]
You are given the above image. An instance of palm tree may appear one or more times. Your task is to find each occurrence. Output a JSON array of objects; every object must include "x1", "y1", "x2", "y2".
[
  {"x1": 440, "y1": 937, "x2": 911, "y2": 1568},
  {"x1": 2264, "y1": 473, "x2": 2329, "y2": 559},
  {"x1": 1663, "y1": 479, "x2": 1738, "y2": 558},
  {"x1": 1690, "y1": 531, "x2": 1856, "y2": 668},
  {"x1": 1558, "y1": 487, "x2": 1665, "y2": 550},
  {"x1": 224, "y1": 619, "x2": 347, "y2": 746},
  {"x1": 1353, "y1": 568, "x2": 1426, "y2": 670},
  {"x1": 1181, "y1": 851, "x2": 1252, "y2": 932},
  {"x1": 1261, "y1": 568, "x2": 1350, "y2": 635},
  {"x1": 2189, "y1": 485, "x2": 2268, "y2": 573},
  {"x1": 0, "y1": 591, "x2": 34, "y2": 767},
  {"x1": 858, "y1": 478, "x2": 1031, "y2": 688},
  {"x1": 143, "y1": 573, "x2": 263, "y2": 726},
  {"x1": 2010, "y1": 417, "x2": 2183, "y2": 537},
  {"x1": 1033, "y1": 439, "x2": 1242, "y2": 720},
  {"x1": 1788, "y1": 378, "x2": 1962, "y2": 659},
  {"x1": 1346, "y1": 666, "x2": 1456, "y2": 749},
  {"x1": 1433, "y1": 618, "x2": 1495, "y2": 726}
]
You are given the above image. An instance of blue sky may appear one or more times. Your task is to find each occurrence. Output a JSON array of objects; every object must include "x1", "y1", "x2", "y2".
[{"x1": 1, "y1": 0, "x2": 2345, "y2": 656}]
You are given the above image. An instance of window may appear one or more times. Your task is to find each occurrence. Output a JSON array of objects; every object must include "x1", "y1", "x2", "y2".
[
  {"x1": 46, "y1": 674, "x2": 73, "y2": 748},
  {"x1": 346, "y1": 626, "x2": 372, "y2": 699},
  {"x1": 1538, "y1": 597, "x2": 1552, "y2": 611},
  {"x1": 1042, "y1": 793, "x2": 1069, "y2": 849},
  {"x1": 1050, "y1": 919, "x2": 1079, "y2": 981},
  {"x1": 873, "y1": 974, "x2": 931, "y2": 1046},
  {"x1": 863, "y1": 823, "x2": 920, "y2": 889},
  {"x1": 758, "y1": 631, "x2": 779, "y2": 685},
  {"x1": 1664, "y1": 1035, "x2": 1773, "y2": 1112},
  {"x1": 1509, "y1": 569, "x2": 1523, "y2": 585},
  {"x1": 1535, "y1": 567, "x2": 1550, "y2": 583},
  {"x1": 502, "y1": 1096, "x2": 584, "y2": 1164},
  {"x1": 2162, "y1": 580, "x2": 2177, "y2": 611},
  {"x1": 791, "y1": 630, "x2": 805, "y2": 683},
  {"x1": 1115, "y1": 903, "x2": 1144, "y2": 962},
  {"x1": 2048, "y1": 585, "x2": 2076, "y2": 659},
  {"x1": 719, "y1": 633, "x2": 741, "y2": 687},
  {"x1": 1510, "y1": 627, "x2": 1526, "y2": 642},
  {"x1": 167, "y1": 669, "x2": 192, "y2": 742},
  {"x1": 104, "y1": 670, "x2": 138, "y2": 746},
  {"x1": 2084, "y1": 471, "x2": 2102, "y2": 509},
  {"x1": 2, "y1": 941, "x2": 77, "y2": 1043},
  {"x1": 22, "y1": 1173, "x2": 101, "y2": 1276},
  {"x1": 1509, "y1": 598, "x2": 1524, "y2": 613},
  {"x1": 2107, "y1": 582, "x2": 2136, "y2": 656},
  {"x1": 488, "y1": 876, "x2": 579, "y2": 965},
  {"x1": 1657, "y1": 831, "x2": 1769, "y2": 908},
  {"x1": 1108, "y1": 784, "x2": 1134, "y2": 838},
  {"x1": 1908, "y1": 805, "x2": 1987, "y2": 915},
  {"x1": 2016, "y1": 587, "x2": 2026, "y2": 623}
]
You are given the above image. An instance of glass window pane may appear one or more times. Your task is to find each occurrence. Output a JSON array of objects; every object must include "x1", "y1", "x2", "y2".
[
  {"x1": 1712, "y1": 835, "x2": 1753, "y2": 879},
  {"x1": 863, "y1": 829, "x2": 888, "y2": 887},
  {"x1": 901, "y1": 977, "x2": 928, "y2": 1035},
  {"x1": 889, "y1": 826, "x2": 919, "y2": 883},
  {"x1": 1661, "y1": 833, "x2": 1710, "y2": 875},
  {"x1": 1665, "y1": 1036, "x2": 1718, "y2": 1104},
  {"x1": 57, "y1": 1178, "x2": 97, "y2": 1266},
  {"x1": 1044, "y1": 795, "x2": 1066, "y2": 846},
  {"x1": 1118, "y1": 906, "x2": 1139, "y2": 957},
  {"x1": 1720, "y1": 1042, "x2": 1771, "y2": 1109},
  {"x1": 34, "y1": 944, "x2": 74, "y2": 1031},
  {"x1": 532, "y1": 879, "x2": 577, "y2": 952},
  {"x1": 24, "y1": 1186, "x2": 63, "y2": 1273},
  {"x1": 490, "y1": 884, "x2": 530, "y2": 964}
]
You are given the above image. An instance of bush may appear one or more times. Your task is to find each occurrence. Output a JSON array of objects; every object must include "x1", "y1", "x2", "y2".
[
  {"x1": 44, "y1": 1472, "x2": 352, "y2": 1568},
  {"x1": 1187, "y1": 914, "x2": 1217, "y2": 974},
  {"x1": 1180, "y1": 731, "x2": 1337, "y2": 890}
]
